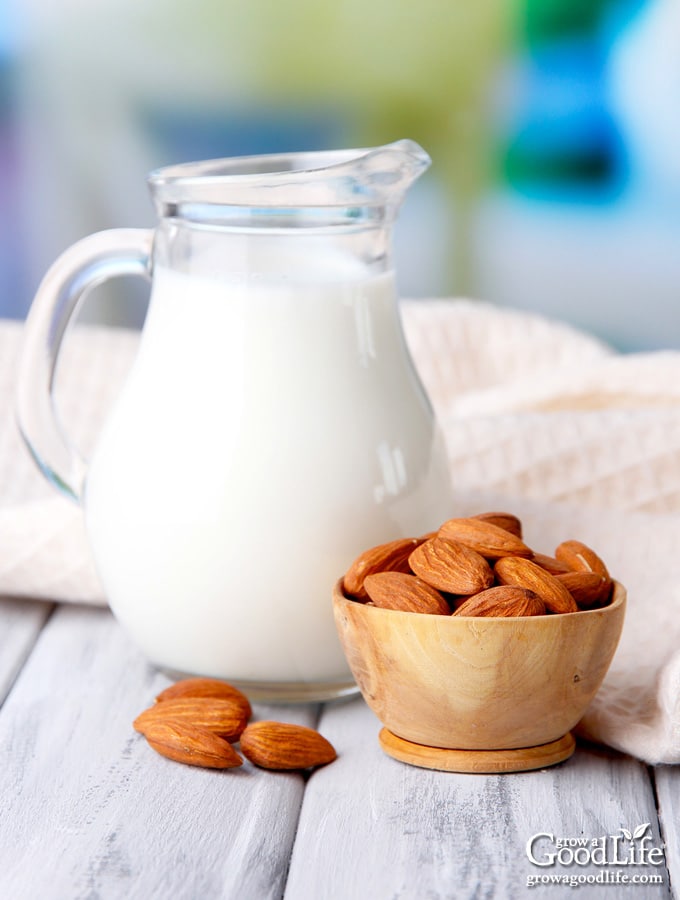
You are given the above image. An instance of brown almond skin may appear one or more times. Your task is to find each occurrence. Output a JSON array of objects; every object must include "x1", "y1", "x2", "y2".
[
  {"x1": 454, "y1": 586, "x2": 545, "y2": 618},
  {"x1": 472, "y1": 512, "x2": 523, "y2": 539},
  {"x1": 409, "y1": 538, "x2": 494, "y2": 595},
  {"x1": 343, "y1": 537, "x2": 424, "y2": 599},
  {"x1": 240, "y1": 721, "x2": 337, "y2": 770},
  {"x1": 556, "y1": 572, "x2": 613, "y2": 609},
  {"x1": 531, "y1": 553, "x2": 572, "y2": 576},
  {"x1": 363, "y1": 571, "x2": 451, "y2": 615},
  {"x1": 156, "y1": 678, "x2": 252, "y2": 720},
  {"x1": 494, "y1": 556, "x2": 579, "y2": 614},
  {"x1": 134, "y1": 697, "x2": 250, "y2": 742},
  {"x1": 438, "y1": 518, "x2": 532, "y2": 559},
  {"x1": 555, "y1": 540, "x2": 610, "y2": 578},
  {"x1": 143, "y1": 718, "x2": 243, "y2": 769}
]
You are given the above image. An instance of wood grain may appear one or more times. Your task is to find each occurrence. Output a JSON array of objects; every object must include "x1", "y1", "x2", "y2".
[
  {"x1": 0, "y1": 596, "x2": 53, "y2": 702},
  {"x1": 0, "y1": 599, "x2": 672, "y2": 899},
  {"x1": 285, "y1": 701, "x2": 670, "y2": 899},
  {"x1": 654, "y1": 766, "x2": 680, "y2": 898},
  {"x1": 0, "y1": 604, "x2": 315, "y2": 899}
]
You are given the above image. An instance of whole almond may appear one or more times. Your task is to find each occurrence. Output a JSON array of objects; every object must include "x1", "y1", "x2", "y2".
[
  {"x1": 454, "y1": 586, "x2": 545, "y2": 618},
  {"x1": 494, "y1": 556, "x2": 578, "y2": 614},
  {"x1": 409, "y1": 538, "x2": 494, "y2": 595},
  {"x1": 531, "y1": 553, "x2": 572, "y2": 576},
  {"x1": 142, "y1": 718, "x2": 243, "y2": 769},
  {"x1": 472, "y1": 511, "x2": 523, "y2": 539},
  {"x1": 438, "y1": 517, "x2": 532, "y2": 559},
  {"x1": 363, "y1": 571, "x2": 451, "y2": 615},
  {"x1": 556, "y1": 572, "x2": 612, "y2": 609},
  {"x1": 555, "y1": 540, "x2": 610, "y2": 578},
  {"x1": 155, "y1": 678, "x2": 252, "y2": 720},
  {"x1": 240, "y1": 721, "x2": 337, "y2": 770},
  {"x1": 343, "y1": 537, "x2": 424, "y2": 599},
  {"x1": 134, "y1": 697, "x2": 250, "y2": 742}
]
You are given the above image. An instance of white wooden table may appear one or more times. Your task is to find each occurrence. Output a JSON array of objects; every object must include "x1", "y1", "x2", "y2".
[{"x1": 1, "y1": 597, "x2": 678, "y2": 899}]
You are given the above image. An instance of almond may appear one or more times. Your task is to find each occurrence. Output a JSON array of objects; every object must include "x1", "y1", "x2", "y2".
[
  {"x1": 408, "y1": 537, "x2": 494, "y2": 595},
  {"x1": 343, "y1": 536, "x2": 424, "y2": 599},
  {"x1": 556, "y1": 572, "x2": 612, "y2": 609},
  {"x1": 555, "y1": 540, "x2": 610, "y2": 579},
  {"x1": 531, "y1": 553, "x2": 572, "y2": 576},
  {"x1": 142, "y1": 718, "x2": 243, "y2": 769},
  {"x1": 155, "y1": 677, "x2": 252, "y2": 720},
  {"x1": 363, "y1": 571, "x2": 451, "y2": 615},
  {"x1": 472, "y1": 511, "x2": 523, "y2": 539},
  {"x1": 133, "y1": 697, "x2": 250, "y2": 742},
  {"x1": 453, "y1": 586, "x2": 545, "y2": 618},
  {"x1": 494, "y1": 556, "x2": 579, "y2": 614},
  {"x1": 240, "y1": 721, "x2": 337, "y2": 770},
  {"x1": 438, "y1": 517, "x2": 532, "y2": 559}
]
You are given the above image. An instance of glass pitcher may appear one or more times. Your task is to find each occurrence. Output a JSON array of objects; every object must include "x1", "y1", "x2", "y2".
[{"x1": 16, "y1": 140, "x2": 453, "y2": 701}]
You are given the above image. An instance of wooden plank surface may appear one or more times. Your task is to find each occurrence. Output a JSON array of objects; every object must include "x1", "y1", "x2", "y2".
[
  {"x1": 655, "y1": 766, "x2": 680, "y2": 899},
  {"x1": 0, "y1": 604, "x2": 315, "y2": 900},
  {"x1": 0, "y1": 596, "x2": 53, "y2": 702},
  {"x1": 1, "y1": 601, "x2": 675, "y2": 899},
  {"x1": 285, "y1": 700, "x2": 671, "y2": 899}
]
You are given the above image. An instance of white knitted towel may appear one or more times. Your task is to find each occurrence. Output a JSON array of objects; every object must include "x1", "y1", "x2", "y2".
[{"x1": 2, "y1": 303, "x2": 680, "y2": 765}]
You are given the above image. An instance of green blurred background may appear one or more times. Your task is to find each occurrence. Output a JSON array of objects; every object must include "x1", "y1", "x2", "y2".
[{"x1": 1, "y1": 0, "x2": 678, "y2": 349}]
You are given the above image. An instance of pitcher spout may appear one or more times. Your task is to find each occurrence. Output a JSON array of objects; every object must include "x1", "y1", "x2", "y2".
[
  {"x1": 148, "y1": 139, "x2": 431, "y2": 219},
  {"x1": 350, "y1": 139, "x2": 431, "y2": 212}
]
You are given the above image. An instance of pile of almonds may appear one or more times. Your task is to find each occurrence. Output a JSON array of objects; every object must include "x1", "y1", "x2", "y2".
[
  {"x1": 133, "y1": 677, "x2": 336, "y2": 771},
  {"x1": 343, "y1": 512, "x2": 614, "y2": 617}
]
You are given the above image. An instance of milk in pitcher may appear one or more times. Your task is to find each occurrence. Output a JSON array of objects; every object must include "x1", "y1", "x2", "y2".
[{"x1": 83, "y1": 249, "x2": 452, "y2": 688}]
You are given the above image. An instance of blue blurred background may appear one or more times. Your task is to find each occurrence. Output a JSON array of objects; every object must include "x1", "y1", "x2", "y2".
[{"x1": 1, "y1": 0, "x2": 678, "y2": 349}]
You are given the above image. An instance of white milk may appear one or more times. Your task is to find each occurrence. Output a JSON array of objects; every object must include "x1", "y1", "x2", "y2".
[{"x1": 84, "y1": 258, "x2": 452, "y2": 687}]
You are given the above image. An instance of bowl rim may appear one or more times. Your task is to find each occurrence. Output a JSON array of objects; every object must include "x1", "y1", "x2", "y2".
[{"x1": 332, "y1": 577, "x2": 626, "y2": 622}]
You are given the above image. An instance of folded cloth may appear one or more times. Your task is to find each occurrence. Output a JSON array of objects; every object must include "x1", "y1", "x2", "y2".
[
  {"x1": 3, "y1": 302, "x2": 680, "y2": 764},
  {"x1": 402, "y1": 300, "x2": 680, "y2": 765},
  {"x1": 0, "y1": 320, "x2": 138, "y2": 603}
]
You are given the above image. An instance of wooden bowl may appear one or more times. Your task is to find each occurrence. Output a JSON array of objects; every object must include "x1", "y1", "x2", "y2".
[{"x1": 332, "y1": 580, "x2": 626, "y2": 772}]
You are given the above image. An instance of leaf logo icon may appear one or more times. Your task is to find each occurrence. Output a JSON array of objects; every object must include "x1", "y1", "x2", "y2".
[{"x1": 619, "y1": 823, "x2": 651, "y2": 842}]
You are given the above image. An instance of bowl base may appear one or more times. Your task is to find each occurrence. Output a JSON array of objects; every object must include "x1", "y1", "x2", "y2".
[{"x1": 379, "y1": 728, "x2": 576, "y2": 774}]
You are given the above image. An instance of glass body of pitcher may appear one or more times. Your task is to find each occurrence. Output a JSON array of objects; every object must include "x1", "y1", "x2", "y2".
[{"x1": 16, "y1": 140, "x2": 454, "y2": 701}]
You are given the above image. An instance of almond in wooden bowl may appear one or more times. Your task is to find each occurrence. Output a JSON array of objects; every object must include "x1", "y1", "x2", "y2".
[{"x1": 332, "y1": 578, "x2": 626, "y2": 773}]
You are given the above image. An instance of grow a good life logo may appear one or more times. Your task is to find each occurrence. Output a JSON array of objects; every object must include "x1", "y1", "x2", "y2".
[{"x1": 526, "y1": 823, "x2": 666, "y2": 889}]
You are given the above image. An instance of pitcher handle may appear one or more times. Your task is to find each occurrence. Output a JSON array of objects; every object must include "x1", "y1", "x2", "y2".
[{"x1": 16, "y1": 228, "x2": 153, "y2": 503}]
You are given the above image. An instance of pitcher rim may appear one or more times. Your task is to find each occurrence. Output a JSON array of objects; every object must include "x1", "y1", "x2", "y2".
[{"x1": 147, "y1": 139, "x2": 430, "y2": 210}]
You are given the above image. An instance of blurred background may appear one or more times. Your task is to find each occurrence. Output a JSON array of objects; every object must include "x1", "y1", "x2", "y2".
[{"x1": 0, "y1": 0, "x2": 678, "y2": 350}]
